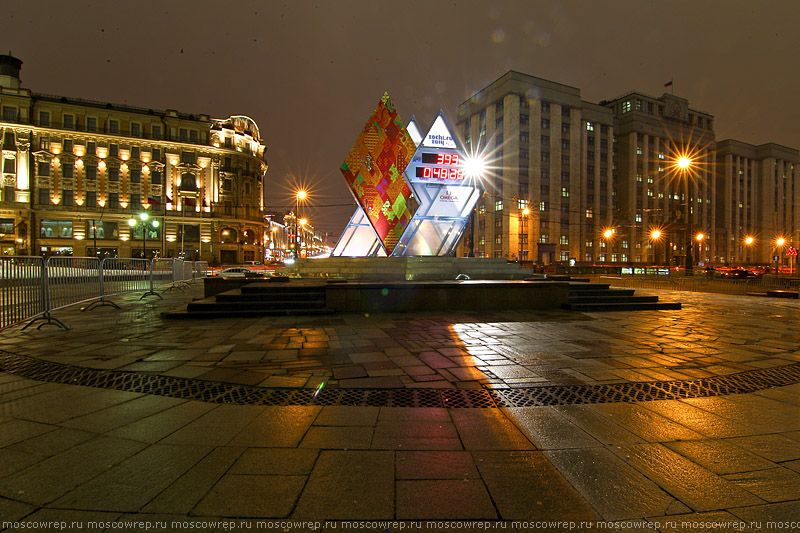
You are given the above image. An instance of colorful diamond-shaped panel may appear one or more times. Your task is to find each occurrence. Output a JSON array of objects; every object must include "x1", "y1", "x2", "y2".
[{"x1": 340, "y1": 93, "x2": 417, "y2": 254}]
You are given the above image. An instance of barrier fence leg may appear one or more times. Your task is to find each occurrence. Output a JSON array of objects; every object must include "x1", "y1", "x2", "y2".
[
  {"x1": 83, "y1": 260, "x2": 121, "y2": 311},
  {"x1": 22, "y1": 258, "x2": 70, "y2": 331},
  {"x1": 140, "y1": 259, "x2": 163, "y2": 300}
]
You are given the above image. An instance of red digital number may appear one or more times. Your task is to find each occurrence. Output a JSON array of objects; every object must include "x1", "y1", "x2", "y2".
[
  {"x1": 423, "y1": 167, "x2": 432, "y2": 179},
  {"x1": 435, "y1": 153, "x2": 460, "y2": 166}
]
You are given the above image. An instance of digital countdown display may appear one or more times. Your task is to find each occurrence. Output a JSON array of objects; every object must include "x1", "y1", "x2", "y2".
[{"x1": 415, "y1": 153, "x2": 465, "y2": 180}]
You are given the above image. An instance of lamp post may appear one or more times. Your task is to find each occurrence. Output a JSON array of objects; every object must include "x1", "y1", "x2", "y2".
[
  {"x1": 650, "y1": 229, "x2": 662, "y2": 266},
  {"x1": 520, "y1": 207, "x2": 530, "y2": 263},
  {"x1": 776, "y1": 237, "x2": 786, "y2": 277},
  {"x1": 695, "y1": 232, "x2": 705, "y2": 267},
  {"x1": 603, "y1": 228, "x2": 614, "y2": 263},
  {"x1": 295, "y1": 190, "x2": 307, "y2": 258},
  {"x1": 128, "y1": 212, "x2": 159, "y2": 259},
  {"x1": 676, "y1": 155, "x2": 695, "y2": 275},
  {"x1": 744, "y1": 236, "x2": 754, "y2": 266},
  {"x1": 299, "y1": 218, "x2": 308, "y2": 258}
]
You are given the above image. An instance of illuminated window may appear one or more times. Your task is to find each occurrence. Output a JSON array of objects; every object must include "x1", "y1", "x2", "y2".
[
  {"x1": 621, "y1": 101, "x2": 631, "y2": 113},
  {"x1": 561, "y1": 187, "x2": 569, "y2": 198},
  {"x1": 539, "y1": 201, "x2": 546, "y2": 211},
  {"x1": 495, "y1": 235, "x2": 502, "y2": 244},
  {"x1": 494, "y1": 200, "x2": 503, "y2": 211},
  {"x1": 585, "y1": 208, "x2": 593, "y2": 218},
  {"x1": 635, "y1": 213, "x2": 642, "y2": 222},
  {"x1": 586, "y1": 122, "x2": 594, "y2": 131},
  {"x1": 560, "y1": 235, "x2": 568, "y2": 245},
  {"x1": 636, "y1": 146, "x2": 643, "y2": 155},
  {"x1": 539, "y1": 235, "x2": 547, "y2": 244},
  {"x1": 478, "y1": 204, "x2": 486, "y2": 215},
  {"x1": 518, "y1": 199, "x2": 528, "y2": 210},
  {"x1": 585, "y1": 240, "x2": 593, "y2": 248}
]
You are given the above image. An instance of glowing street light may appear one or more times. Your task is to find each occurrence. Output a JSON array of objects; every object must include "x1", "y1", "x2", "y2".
[
  {"x1": 128, "y1": 212, "x2": 159, "y2": 259},
  {"x1": 673, "y1": 153, "x2": 696, "y2": 275},
  {"x1": 650, "y1": 229, "x2": 663, "y2": 265},
  {"x1": 775, "y1": 237, "x2": 787, "y2": 276}
]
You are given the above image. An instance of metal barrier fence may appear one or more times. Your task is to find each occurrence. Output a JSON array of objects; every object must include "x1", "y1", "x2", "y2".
[
  {"x1": 0, "y1": 256, "x2": 208, "y2": 331},
  {"x1": 600, "y1": 275, "x2": 800, "y2": 296},
  {"x1": 0, "y1": 257, "x2": 46, "y2": 329}
]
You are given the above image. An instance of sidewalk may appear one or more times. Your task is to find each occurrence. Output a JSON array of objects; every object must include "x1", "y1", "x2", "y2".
[{"x1": 1, "y1": 284, "x2": 800, "y2": 531}]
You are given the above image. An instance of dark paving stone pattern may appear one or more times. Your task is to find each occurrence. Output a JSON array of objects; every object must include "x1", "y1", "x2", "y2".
[{"x1": 2, "y1": 350, "x2": 799, "y2": 408}]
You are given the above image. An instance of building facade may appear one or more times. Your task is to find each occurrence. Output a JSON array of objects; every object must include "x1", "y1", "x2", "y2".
[
  {"x1": 457, "y1": 70, "x2": 799, "y2": 267},
  {"x1": 0, "y1": 55, "x2": 268, "y2": 264},
  {"x1": 715, "y1": 140, "x2": 800, "y2": 265}
]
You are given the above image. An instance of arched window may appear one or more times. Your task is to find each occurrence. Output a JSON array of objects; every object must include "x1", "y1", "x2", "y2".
[
  {"x1": 243, "y1": 229, "x2": 256, "y2": 245},
  {"x1": 220, "y1": 228, "x2": 238, "y2": 244},
  {"x1": 180, "y1": 172, "x2": 197, "y2": 191}
]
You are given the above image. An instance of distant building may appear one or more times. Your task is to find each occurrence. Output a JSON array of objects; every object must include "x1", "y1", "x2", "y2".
[
  {"x1": 0, "y1": 54, "x2": 268, "y2": 264},
  {"x1": 715, "y1": 140, "x2": 800, "y2": 263},
  {"x1": 457, "y1": 70, "x2": 799, "y2": 267}
]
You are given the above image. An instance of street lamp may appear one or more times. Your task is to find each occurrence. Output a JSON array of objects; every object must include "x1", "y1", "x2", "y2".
[
  {"x1": 128, "y1": 212, "x2": 159, "y2": 259},
  {"x1": 776, "y1": 237, "x2": 786, "y2": 276},
  {"x1": 602, "y1": 228, "x2": 615, "y2": 263},
  {"x1": 295, "y1": 190, "x2": 307, "y2": 258},
  {"x1": 299, "y1": 218, "x2": 308, "y2": 257},
  {"x1": 520, "y1": 207, "x2": 530, "y2": 263},
  {"x1": 695, "y1": 232, "x2": 705, "y2": 267},
  {"x1": 744, "y1": 236, "x2": 755, "y2": 265},
  {"x1": 650, "y1": 229, "x2": 662, "y2": 265},
  {"x1": 676, "y1": 155, "x2": 695, "y2": 275}
]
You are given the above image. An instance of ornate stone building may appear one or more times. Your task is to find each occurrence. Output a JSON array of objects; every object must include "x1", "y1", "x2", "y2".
[{"x1": 0, "y1": 54, "x2": 268, "y2": 264}]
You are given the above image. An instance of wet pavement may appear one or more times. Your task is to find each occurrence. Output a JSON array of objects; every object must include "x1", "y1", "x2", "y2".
[{"x1": 1, "y1": 283, "x2": 800, "y2": 531}]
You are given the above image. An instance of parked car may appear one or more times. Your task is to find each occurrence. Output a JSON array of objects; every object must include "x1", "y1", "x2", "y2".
[{"x1": 212, "y1": 267, "x2": 253, "y2": 278}]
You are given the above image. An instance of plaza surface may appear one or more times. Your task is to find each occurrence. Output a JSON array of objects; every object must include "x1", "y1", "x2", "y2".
[{"x1": 1, "y1": 283, "x2": 800, "y2": 532}]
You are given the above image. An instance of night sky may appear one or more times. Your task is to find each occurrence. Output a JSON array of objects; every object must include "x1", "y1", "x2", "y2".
[{"x1": 3, "y1": 0, "x2": 799, "y2": 239}]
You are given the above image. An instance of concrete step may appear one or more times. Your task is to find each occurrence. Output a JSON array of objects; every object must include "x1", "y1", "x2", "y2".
[
  {"x1": 216, "y1": 291, "x2": 325, "y2": 302},
  {"x1": 569, "y1": 289, "x2": 636, "y2": 297},
  {"x1": 562, "y1": 301, "x2": 682, "y2": 312},
  {"x1": 162, "y1": 307, "x2": 336, "y2": 319},
  {"x1": 567, "y1": 283, "x2": 611, "y2": 291},
  {"x1": 187, "y1": 299, "x2": 327, "y2": 312},
  {"x1": 567, "y1": 295, "x2": 660, "y2": 304}
]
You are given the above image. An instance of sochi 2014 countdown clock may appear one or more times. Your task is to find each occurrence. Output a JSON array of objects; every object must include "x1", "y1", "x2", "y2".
[{"x1": 393, "y1": 111, "x2": 482, "y2": 256}]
